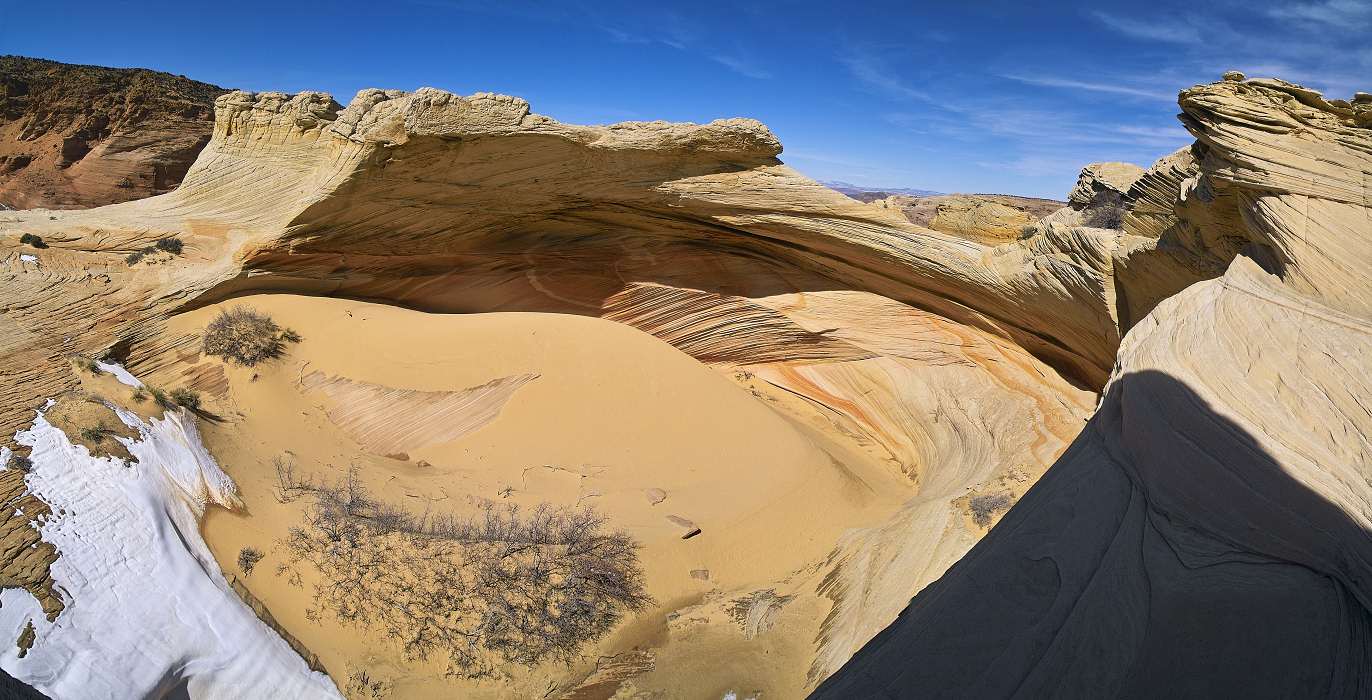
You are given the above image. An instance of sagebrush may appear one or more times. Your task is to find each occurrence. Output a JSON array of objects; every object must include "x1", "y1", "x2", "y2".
[
  {"x1": 275, "y1": 461, "x2": 651, "y2": 678},
  {"x1": 969, "y1": 492, "x2": 1013, "y2": 527},
  {"x1": 125, "y1": 246, "x2": 158, "y2": 265},
  {"x1": 170, "y1": 387, "x2": 201, "y2": 410},
  {"x1": 238, "y1": 546, "x2": 265, "y2": 574},
  {"x1": 1083, "y1": 202, "x2": 1125, "y2": 229},
  {"x1": 203, "y1": 308, "x2": 298, "y2": 366}
]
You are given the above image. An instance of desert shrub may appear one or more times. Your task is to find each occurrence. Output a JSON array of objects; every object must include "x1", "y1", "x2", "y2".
[
  {"x1": 276, "y1": 465, "x2": 650, "y2": 678},
  {"x1": 71, "y1": 356, "x2": 101, "y2": 374},
  {"x1": 281, "y1": 328, "x2": 302, "y2": 343},
  {"x1": 154, "y1": 237, "x2": 183, "y2": 254},
  {"x1": 202, "y1": 307, "x2": 290, "y2": 366},
  {"x1": 1083, "y1": 202, "x2": 1125, "y2": 229},
  {"x1": 148, "y1": 387, "x2": 174, "y2": 410},
  {"x1": 238, "y1": 546, "x2": 265, "y2": 574},
  {"x1": 125, "y1": 246, "x2": 158, "y2": 266},
  {"x1": 79, "y1": 424, "x2": 111, "y2": 443},
  {"x1": 344, "y1": 668, "x2": 389, "y2": 699},
  {"x1": 969, "y1": 492, "x2": 1014, "y2": 527},
  {"x1": 131, "y1": 388, "x2": 147, "y2": 403},
  {"x1": 170, "y1": 387, "x2": 201, "y2": 410},
  {"x1": 9, "y1": 455, "x2": 32, "y2": 472},
  {"x1": 19, "y1": 233, "x2": 46, "y2": 249}
]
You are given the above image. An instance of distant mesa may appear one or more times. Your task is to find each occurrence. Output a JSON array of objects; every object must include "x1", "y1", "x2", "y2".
[{"x1": 820, "y1": 179, "x2": 942, "y2": 202}]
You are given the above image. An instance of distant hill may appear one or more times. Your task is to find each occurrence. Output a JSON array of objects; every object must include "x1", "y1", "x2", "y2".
[
  {"x1": 819, "y1": 180, "x2": 942, "y2": 202},
  {"x1": 0, "y1": 55, "x2": 227, "y2": 209}
]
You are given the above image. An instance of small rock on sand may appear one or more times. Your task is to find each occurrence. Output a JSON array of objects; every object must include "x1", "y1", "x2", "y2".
[{"x1": 666, "y1": 515, "x2": 701, "y2": 539}]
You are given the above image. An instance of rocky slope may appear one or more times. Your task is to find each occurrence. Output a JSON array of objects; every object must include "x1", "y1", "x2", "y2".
[
  {"x1": 814, "y1": 75, "x2": 1372, "y2": 698},
  {"x1": 0, "y1": 56, "x2": 225, "y2": 209}
]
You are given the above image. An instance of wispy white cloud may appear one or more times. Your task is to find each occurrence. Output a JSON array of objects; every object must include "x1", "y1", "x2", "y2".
[
  {"x1": 709, "y1": 54, "x2": 773, "y2": 80},
  {"x1": 1089, "y1": 11, "x2": 1202, "y2": 43},
  {"x1": 600, "y1": 14, "x2": 770, "y2": 79},
  {"x1": 1109, "y1": 125, "x2": 1192, "y2": 149},
  {"x1": 840, "y1": 50, "x2": 939, "y2": 103},
  {"x1": 600, "y1": 26, "x2": 654, "y2": 45},
  {"x1": 977, "y1": 154, "x2": 1098, "y2": 178},
  {"x1": 1001, "y1": 74, "x2": 1178, "y2": 101},
  {"x1": 1267, "y1": 0, "x2": 1372, "y2": 28}
]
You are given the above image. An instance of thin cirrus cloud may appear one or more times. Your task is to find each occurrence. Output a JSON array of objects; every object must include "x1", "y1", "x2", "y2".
[
  {"x1": 839, "y1": 51, "x2": 938, "y2": 104},
  {"x1": 1088, "y1": 11, "x2": 1202, "y2": 44},
  {"x1": 1001, "y1": 74, "x2": 1178, "y2": 102},
  {"x1": 597, "y1": 22, "x2": 770, "y2": 79},
  {"x1": 708, "y1": 54, "x2": 773, "y2": 80},
  {"x1": 1266, "y1": 0, "x2": 1372, "y2": 28}
]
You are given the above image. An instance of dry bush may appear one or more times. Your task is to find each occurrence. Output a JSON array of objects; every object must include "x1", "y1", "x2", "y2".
[
  {"x1": 276, "y1": 465, "x2": 651, "y2": 678},
  {"x1": 238, "y1": 546, "x2": 265, "y2": 574},
  {"x1": 970, "y1": 492, "x2": 1013, "y2": 527},
  {"x1": 148, "y1": 387, "x2": 174, "y2": 410},
  {"x1": 125, "y1": 246, "x2": 158, "y2": 265},
  {"x1": 170, "y1": 387, "x2": 200, "y2": 410},
  {"x1": 79, "y1": 425, "x2": 111, "y2": 443},
  {"x1": 203, "y1": 307, "x2": 290, "y2": 366},
  {"x1": 1083, "y1": 202, "x2": 1125, "y2": 229},
  {"x1": 344, "y1": 668, "x2": 389, "y2": 699},
  {"x1": 154, "y1": 237, "x2": 184, "y2": 254}
]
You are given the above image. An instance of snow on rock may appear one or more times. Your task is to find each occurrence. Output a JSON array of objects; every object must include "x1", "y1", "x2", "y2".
[
  {"x1": 94, "y1": 361, "x2": 143, "y2": 388},
  {"x1": 18, "y1": 254, "x2": 36, "y2": 263},
  {"x1": 0, "y1": 406, "x2": 340, "y2": 698}
]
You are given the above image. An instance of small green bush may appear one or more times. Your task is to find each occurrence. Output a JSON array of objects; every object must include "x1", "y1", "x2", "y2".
[
  {"x1": 19, "y1": 233, "x2": 47, "y2": 249},
  {"x1": 9, "y1": 455, "x2": 32, "y2": 472},
  {"x1": 80, "y1": 425, "x2": 111, "y2": 443},
  {"x1": 131, "y1": 388, "x2": 147, "y2": 403},
  {"x1": 148, "y1": 387, "x2": 174, "y2": 410},
  {"x1": 154, "y1": 237, "x2": 183, "y2": 254},
  {"x1": 170, "y1": 388, "x2": 201, "y2": 410}
]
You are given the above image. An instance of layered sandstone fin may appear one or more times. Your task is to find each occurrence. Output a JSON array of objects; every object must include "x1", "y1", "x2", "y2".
[{"x1": 814, "y1": 76, "x2": 1372, "y2": 699}]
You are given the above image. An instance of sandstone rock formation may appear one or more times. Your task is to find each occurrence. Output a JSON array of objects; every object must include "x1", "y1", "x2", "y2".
[
  {"x1": 0, "y1": 84, "x2": 1119, "y2": 696},
  {"x1": 0, "y1": 72, "x2": 1366, "y2": 698},
  {"x1": 870, "y1": 193, "x2": 1065, "y2": 243},
  {"x1": 0, "y1": 56, "x2": 225, "y2": 209},
  {"x1": 814, "y1": 76, "x2": 1372, "y2": 698}
]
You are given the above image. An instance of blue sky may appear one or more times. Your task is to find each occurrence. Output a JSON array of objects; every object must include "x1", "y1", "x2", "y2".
[{"x1": 3, "y1": 0, "x2": 1367, "y2": 198}]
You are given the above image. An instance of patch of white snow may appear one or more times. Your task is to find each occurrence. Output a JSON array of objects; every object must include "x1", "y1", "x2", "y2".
[
  {"x1": 0, "y1": 406, "x2": 340, "y2": 698},
  {"x1": 94, "y1": 362, "x2": 143, "y2": 388}
]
